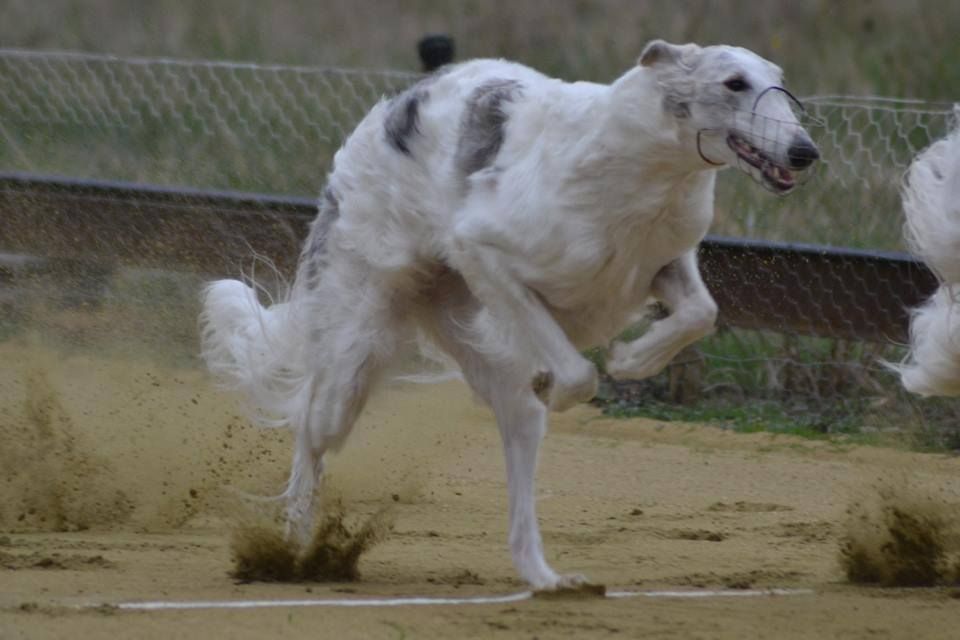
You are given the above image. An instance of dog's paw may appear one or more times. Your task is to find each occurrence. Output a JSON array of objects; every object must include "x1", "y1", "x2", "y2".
[
  {"x1": 531, "y1": 370, "x2": 554, "y2": 403},
  {"x1": 605, "y1": 342, "x2": 659, "y2": 381},
  {"x1": 556, "y1": 572, "x2": 589, "y2": 589},
  {"x1": 603, "y1": 342, "x2": 632, "y2": 380},
  {"x1": 544, "y1": 360, "x2": 598, "y2": 412},
  {"x1": 532, "y1": 574, "x2": 606, "y2": 598}
]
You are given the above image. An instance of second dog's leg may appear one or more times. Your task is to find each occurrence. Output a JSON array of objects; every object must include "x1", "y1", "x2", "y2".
[{"x1": 606, "y1": 250, "x2": 718, "y2": 380}]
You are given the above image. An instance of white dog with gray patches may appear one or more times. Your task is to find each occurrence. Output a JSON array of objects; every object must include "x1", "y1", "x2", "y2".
[{"x1": 201, "y1": 40, "x2": 818, "y2": 590}]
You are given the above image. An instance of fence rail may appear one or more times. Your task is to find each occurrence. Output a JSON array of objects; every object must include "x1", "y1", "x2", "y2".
[
  {"x1": 0, "y1": 171, "x2": 936, "y2": 344},
  {"x1": 0, "y1": 171, "x2": 308, "y2": 275}
]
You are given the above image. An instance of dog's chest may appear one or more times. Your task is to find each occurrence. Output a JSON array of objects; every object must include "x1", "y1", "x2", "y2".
[
  {"x1": 544, "y1": 198, "x2": 709, "y2": 298},
  {"x1": 535, "y1": 196, "x2": 712, "y2": 346}
]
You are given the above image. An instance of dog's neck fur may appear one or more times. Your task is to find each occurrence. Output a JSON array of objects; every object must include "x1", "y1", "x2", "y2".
[
  {"x1": 523, "y1": 66, "x2": 717, "y2": 322},
  {"x1": 605, "y1": 66, "x2": 713, "y2": 174},
  {"x1": 557, "y1": 66, "x2": 718, "y2": 225}
]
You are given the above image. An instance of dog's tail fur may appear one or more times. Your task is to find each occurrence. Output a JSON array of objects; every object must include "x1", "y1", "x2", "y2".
[
  {"x1": 896, "y1": 120, "x2": 960, "y2": 396},
  {"x1": 200, "y1": 278, "x2": 307, "y2": 426}
]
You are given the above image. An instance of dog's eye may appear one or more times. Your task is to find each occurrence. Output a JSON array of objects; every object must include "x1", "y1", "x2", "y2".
[{"x1": 724, "y1": 77, "x2": 750, "y2": 92}]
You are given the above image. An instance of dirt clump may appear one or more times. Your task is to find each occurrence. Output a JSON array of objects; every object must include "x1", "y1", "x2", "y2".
[
  {"x1": 230, "y1": 503, "x2": 393, "y2": 583},
  {"x1": 840, "y1": 482, "x2": 960, "y2": 586},
  {"x1": 229, "y1": 525, "x2": 298, "y2": 582}
]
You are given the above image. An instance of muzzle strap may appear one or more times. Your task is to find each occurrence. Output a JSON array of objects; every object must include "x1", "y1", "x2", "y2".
[
  {"x1": 696, "y1": 130, "x2": 724, "y2": 166},
  {"x1": 752, "y1": 86, "x2": 806, "y2": 116}
]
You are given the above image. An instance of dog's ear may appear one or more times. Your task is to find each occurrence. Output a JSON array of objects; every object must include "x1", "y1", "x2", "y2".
[
  {"x1": 639, "y1": 40, "x2": 679, "y2": 67},
  {"x1": 638, "y1": 40, "x2": 700, "y2": 119},
  {"x1": 638, "y1": 40, "x2": 700, "y2": 69}
]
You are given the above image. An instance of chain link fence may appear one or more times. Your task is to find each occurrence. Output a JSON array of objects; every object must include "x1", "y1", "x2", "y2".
[
  {"x1": 0, "y1": 49, "x2": 418, "y2": 195},
  {"x1": 1, "y1": 50, "x2": 958, "y2": 444}
]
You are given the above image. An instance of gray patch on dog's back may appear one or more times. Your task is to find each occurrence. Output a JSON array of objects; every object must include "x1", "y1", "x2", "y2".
[
  {"x1": 301, "y1": 185, "x2": 340, "y2": 287},
  {"x1": 384, "y1": 77, "x2": 436, "y2": 156},
  {"x1": 455, "y1": 79, "x2": 524, "y2": 180}
]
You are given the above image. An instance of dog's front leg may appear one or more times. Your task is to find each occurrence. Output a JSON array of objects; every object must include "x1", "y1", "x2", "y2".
[
  {"x1": 449, "y1": 217, "x2": 597, "y2": 411},
  {"x1": 606, "y1": 250, "x2": 717, "y2": 380},
  {"x1": 423, "y1": 296, "x2": 590, "y2": 590},
  {"x1": 495, "y1": 387, "x2": 587, "y2": 590}
]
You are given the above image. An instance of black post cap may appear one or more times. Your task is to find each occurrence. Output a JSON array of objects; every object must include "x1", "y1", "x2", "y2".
[{"x1": 417, "y1": 34, "x2": 455, "y2": 72}]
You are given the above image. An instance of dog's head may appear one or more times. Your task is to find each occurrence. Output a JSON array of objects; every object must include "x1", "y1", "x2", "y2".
[{"x1": 640, "y1": 40, "x2": 819, "y2": 193}]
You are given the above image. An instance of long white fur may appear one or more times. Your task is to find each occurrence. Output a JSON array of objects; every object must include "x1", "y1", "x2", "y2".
[
  {"x1": 200, "y1": 40, "x2": 816, "y2": 590},
  {"x1": 199, "y1": 280, "x2": 301, "y2": 426},
  {"x1": 897, "y1": 119, "x2": 960, "y2": 396}
]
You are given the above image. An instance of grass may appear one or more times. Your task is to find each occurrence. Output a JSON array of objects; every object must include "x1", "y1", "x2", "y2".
[
  {"x1": 596, "y1": 383, "x2": 960, "y2": 453},
  {"x1": 595, "y1": 377, "x2": 885, "y2": 447},
  {"x1": 592, "y1": 324, "x2": 960, "y2": 453},
  {"x1": 604, "y1": 398, "x2": 861, "y2": 438}
]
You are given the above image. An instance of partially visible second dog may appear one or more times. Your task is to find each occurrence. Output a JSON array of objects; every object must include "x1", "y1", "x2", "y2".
[{"x1": 896, "y1": 117, "x2": 960, "y2": 396}]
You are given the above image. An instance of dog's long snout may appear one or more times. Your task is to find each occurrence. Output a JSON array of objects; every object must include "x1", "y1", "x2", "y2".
[{"x1": 787, "y1": 138, "x2": 820, "y2": 170}]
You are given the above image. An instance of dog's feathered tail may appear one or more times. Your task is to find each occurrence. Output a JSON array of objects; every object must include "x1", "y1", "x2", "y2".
[
  {"x1": 895, "y1": 120, "x2": 960, "y2": 396},
  {"x1": 200, "y1": 278, "x2": 309, "y2": 427}
]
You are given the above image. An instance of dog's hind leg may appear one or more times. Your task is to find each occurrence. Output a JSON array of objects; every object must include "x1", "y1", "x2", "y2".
[
  {"x1": 284, "y1": 357, "x2": 378, "y2": 545},
  {"x1": 282, "y1": 262, "x2": 397, "y2": 545},
  {"x1": 420, "y1": 282, "x2": 586, "y2": 590},
  {"x1": 606, "y1": 250, "x2": 718, "y2": 380}
]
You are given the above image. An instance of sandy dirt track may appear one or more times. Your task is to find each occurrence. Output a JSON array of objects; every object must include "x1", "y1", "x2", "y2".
[{"x1": 1, "y1": 342, "x2": 959, "y2": 639}]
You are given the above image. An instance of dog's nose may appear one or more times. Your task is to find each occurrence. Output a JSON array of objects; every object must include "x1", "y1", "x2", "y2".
[{"x1": 787, "y1": 139, "x2": 820, "y2": 170}]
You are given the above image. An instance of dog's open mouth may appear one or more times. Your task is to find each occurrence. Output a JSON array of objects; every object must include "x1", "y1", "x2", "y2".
[{"x1": 727, "y1": 134, "x2": 797, "y2": 193}]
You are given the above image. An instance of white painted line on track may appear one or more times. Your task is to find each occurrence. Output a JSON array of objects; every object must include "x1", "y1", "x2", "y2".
[
  {"x1": 100, "y1": 588, "x2": 813, "y2": 611},
  {"x1": 607, "y1": 588, "x2": 814, "y2": 599},
  {"x1": 115, "y1": 592, "x2": 534, "y2": 611}
]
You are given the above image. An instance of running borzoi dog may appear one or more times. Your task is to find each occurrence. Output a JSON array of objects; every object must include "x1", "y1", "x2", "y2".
[
  {"x1": 896, "y1": 118, "x2": 960, "y2": 396},
  {"x1": 201, "y1": 40, "x2": 819, "y2": 590}
]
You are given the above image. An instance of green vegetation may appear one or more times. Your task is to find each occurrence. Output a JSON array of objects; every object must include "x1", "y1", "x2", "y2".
[
  {"x1": 590, "y1": 323, "x2": 960, "y2": 452},
  {"x1": 603, "y1": 397, "x2": 861, "y2": 437}
]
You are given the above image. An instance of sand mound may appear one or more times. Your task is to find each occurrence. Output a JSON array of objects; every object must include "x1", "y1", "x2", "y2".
[
  {"x1": 840, "y1": 480, "x2": 960, "y2": 586},
  {"x1": 230, "y1": 502, "x2": 394, "y2": 582}
]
